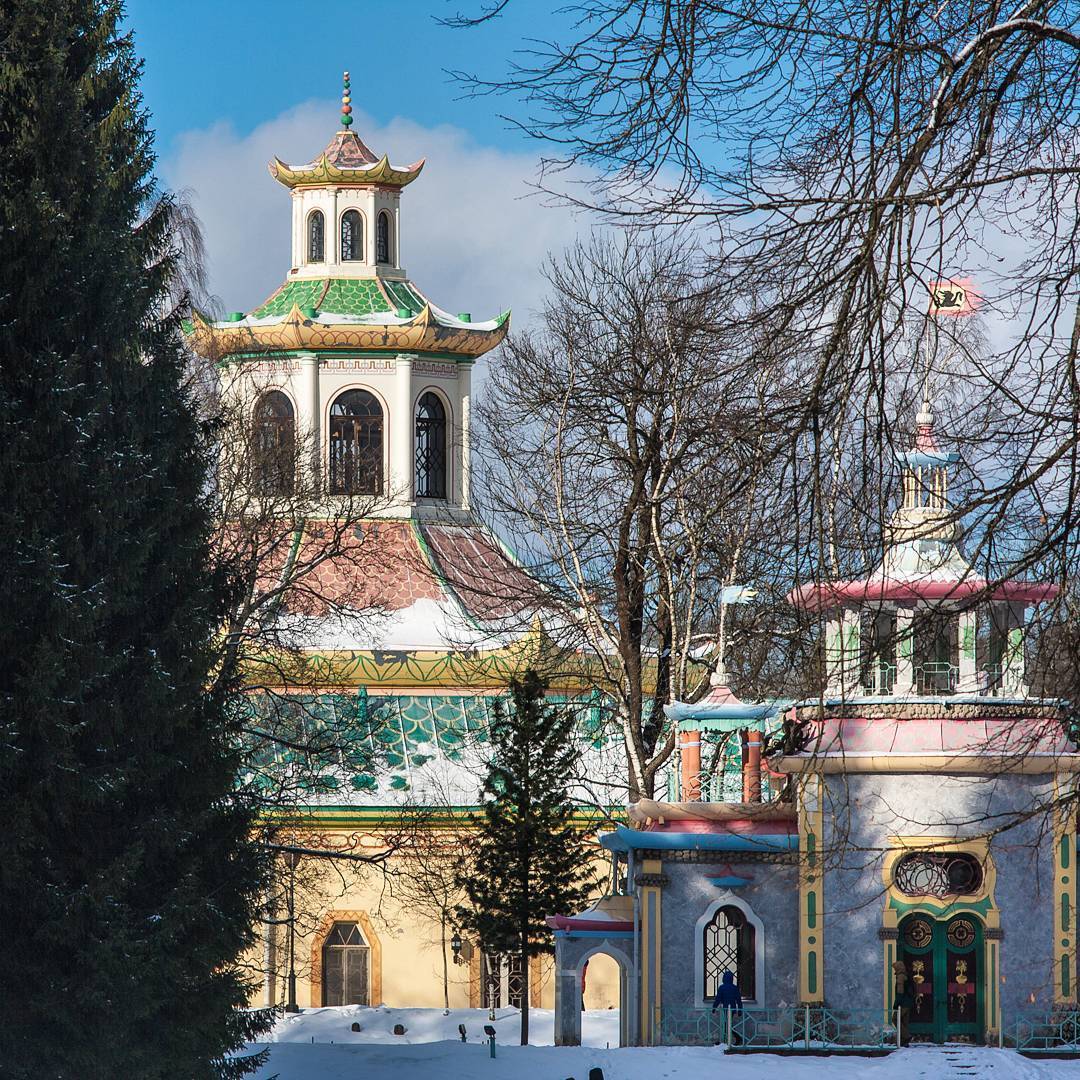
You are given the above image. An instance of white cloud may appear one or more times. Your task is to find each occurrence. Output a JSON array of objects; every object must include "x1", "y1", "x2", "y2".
[{"x1": 160, "y1": 100, "x2": 593, "y2": 344}]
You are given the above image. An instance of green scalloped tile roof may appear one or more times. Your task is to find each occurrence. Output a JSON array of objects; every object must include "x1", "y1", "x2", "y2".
[
  {"x1": 251, "y1": 278, "x2": 327, "y2": 319},
  {"x1": 239, "y1": 692, "x2": 621, "y2": 799},
  {"x1": 248, "y1": 277, "x2": 394, "y2": 320},
  {"x1": 319, "y1": 277, "x2": 391, "y2": 317},
  {"x1": 382, "y1": 279, "x2": 426, "y2": 316}
]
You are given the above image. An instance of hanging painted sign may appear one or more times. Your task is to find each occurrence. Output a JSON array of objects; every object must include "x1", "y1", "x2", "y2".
[{"x1": 928, "y1": 278, "x2": 979, "y2": 316}]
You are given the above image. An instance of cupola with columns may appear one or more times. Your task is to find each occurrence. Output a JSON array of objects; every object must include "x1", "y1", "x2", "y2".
[
  {"x1": 790, "y1": 402, "x2": 1058, "y2": 699},
  {"x1": 187, "y1": 73, "x2": 509, "y2": 520}
]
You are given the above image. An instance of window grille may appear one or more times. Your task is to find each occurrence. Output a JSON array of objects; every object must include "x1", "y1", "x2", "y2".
[
  {"x1": 329, "y1": 390, "x2": 384, "y2": 495},
  {"x1": 377, "y1": 212, "x2": 392, "y2": 264},
  {"x1": 414, "y1": 392, "x2": 447, "y2": 498},
  {"x1": 703, "y1": 905, "x2": 755, "y2": 1002},
  {"x1": 252, "y1": 390, "x2": 295, "y2": 495},
  {"x1": 308, "y1": 210, "x2": 325, "y2": 262},
  {"x1": 322, "y1": 921, "x2": 370, "y2": 1006},
  {"x1": 340, "y1": 209, "x2": 363, "y2": 262}
]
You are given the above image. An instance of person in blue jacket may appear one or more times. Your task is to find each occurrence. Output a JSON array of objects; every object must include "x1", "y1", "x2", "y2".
[{"x1": 711, "y1": 971, "x2": 743, "y2": 1045}]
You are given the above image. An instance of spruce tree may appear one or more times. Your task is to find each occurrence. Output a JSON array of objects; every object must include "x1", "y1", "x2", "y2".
[
  {"x1": 0, "y1": 4, "x2": 269, "y2": 1076},
  {"x1": 457, "y1": 671, "x2": 599, "y2": 1046}
]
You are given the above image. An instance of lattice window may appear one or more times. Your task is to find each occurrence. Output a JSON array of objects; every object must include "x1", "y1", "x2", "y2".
[
  {"x1": 703, "y1": 905, "x2": 755, "y2": 1002},
  {"x1": 251, "y1": 390, "x2": 295, "y2": 495},
  {"x1": 322, "y1": 921, "x2": 370, "y2": 1006},
  {"x1": 341, "y1": 209, "x2": 364, "y2": 262},
  {"x1": 308, "y1": 210, "x2": 325, "y2": 263},
  {"x1": 414, "y1": 392, "x2": 447, "y2": 498},
  {"x1": 377, "y1": 211, "x2": 392, "y2": 264},
  {"x1": 329, "y1": 390, "x2": 384, "y2": 495}
]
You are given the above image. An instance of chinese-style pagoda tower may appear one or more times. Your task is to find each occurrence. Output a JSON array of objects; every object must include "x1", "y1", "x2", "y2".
[{"x1": 185, "y1": 77, "x2": 614, "y2": 1015}]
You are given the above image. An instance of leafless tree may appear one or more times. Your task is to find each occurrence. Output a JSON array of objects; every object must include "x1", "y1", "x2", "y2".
[{"x1": 475, "y1": 231, "x2": 811, "y2": 799}]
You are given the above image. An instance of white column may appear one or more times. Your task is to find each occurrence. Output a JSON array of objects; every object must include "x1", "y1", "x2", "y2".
[
  {"x1": 330, "y1": 188, "x2": 339, "y2": 269},
  {"x1": 394, "y1": 202, "x2": 402, "y2": 270},
  {"x1": 957, "y1": 607, "x2": 978, "y2": 693},
  {"x1": 297, "y1": 352, "x2": 320, "y2": 491},
  {"x1": 459, "y1": 360, "x2": 473, "y2": 510},
  {"x1": 393, "y1": 353, "x2": 414, "y2": 506},
  {"x1": 840, "y1": 606, "x2": 860, "y2": 697},
  {"x1": 1003, "y1": 603, "x2": 1027, "y2": 696},
  {"x1": 894, "y1": 606, "x2": 914, "y2": 695},
  {"x1": 291, "y1": 193, "x2": 302, "y2": 268}
]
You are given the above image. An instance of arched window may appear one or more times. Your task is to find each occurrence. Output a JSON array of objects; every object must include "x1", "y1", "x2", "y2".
[
  {"x1": 307, "y1": 210, "x2": 325, "y2": 263},
  {"x1": 703, "y1": 905, "x2": 756, "y2": 1003},
  {"x1": 340, "y1": 209, "x2": 364, "y2": 262},
  {"x1": 322, "y1": 921, "x2": 370, "y2": 1007},
  {"x1": 376, "y1": 211, "x2": 393, "y2": 264},
  {"x1": 329, "y1": 390, "x2": 384, "y2": 496},
  {"x1": 251, "y1": 390, "x2": 294, "y2": 495},
  {"x1": 414, "y1": 392, "x2": 447, "y2": 499}
]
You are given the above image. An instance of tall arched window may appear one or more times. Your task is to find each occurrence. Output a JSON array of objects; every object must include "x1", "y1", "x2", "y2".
[
  {"x1": 322, "y1": 921, "x2": 370, "y2": 1007},
  {"x1": 251, "y1": 390, "x2": 294, "y2": 495},
  {"x1": 307, "y1": 210, "x2": 325, "y2": 263},
  {"x1": 414, "y1": 392, "x2": 447, "y2": 499},
  {"x1": 376, "y1": 211, "x2": 393, "y2": 264},
  {"x1": 703, "y1": 905, "x2": 755, "y2": 1003},
  {"x1": 329, "y1": 390, "x2": 384, "y2": 495},
  {"x1": 340, "y1": 209, "x2": 364, "y2": 262}
]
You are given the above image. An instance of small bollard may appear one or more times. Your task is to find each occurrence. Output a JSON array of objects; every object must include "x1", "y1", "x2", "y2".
[
  {"x1": 457, "y1": 1023, "x2": 467, "y2": 1043},
  {"x1": 588, "y1": 1069, "x2": 604, "y2": 1080},
  {"x1": 488, "y1": 1033, "x2": 496, "y2": 1058},
  {"x1": 350, "y1": 1022, "x2": 361, "y2": 1032}
]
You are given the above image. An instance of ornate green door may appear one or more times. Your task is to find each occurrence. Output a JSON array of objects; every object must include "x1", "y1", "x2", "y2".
[{"x1": 900, "y1": 914, "x2": 984, "y2": 1043}]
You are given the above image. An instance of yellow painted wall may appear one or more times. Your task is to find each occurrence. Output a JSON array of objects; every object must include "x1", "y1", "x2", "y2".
[{"x1": 251, "y1": 838, "x2": 620, "y2": 1012}]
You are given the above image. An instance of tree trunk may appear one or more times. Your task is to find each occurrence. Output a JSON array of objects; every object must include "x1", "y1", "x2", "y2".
[
  {"x1": 440, "y1": 914, "x2": 450, "y2": 1011},
  {"x1": 519, "y1": 944, "x2": 530, "y2": 1045}
]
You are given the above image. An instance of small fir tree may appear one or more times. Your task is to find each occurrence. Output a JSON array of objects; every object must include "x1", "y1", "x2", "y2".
[
  {"x1": 457, "y1": 671, "x2": 599, "y2": 1045},
  {"x1": 0, "y1": 3, "x2": 269, "y2": 1076}
]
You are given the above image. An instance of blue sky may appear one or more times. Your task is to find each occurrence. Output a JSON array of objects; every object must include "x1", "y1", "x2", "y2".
[
  {"x1": 125, "y1": 1, "x2": 548, "y2": 161},
  {"x1": 123, "y1": 0, "x2": 589, "y2": 331}
]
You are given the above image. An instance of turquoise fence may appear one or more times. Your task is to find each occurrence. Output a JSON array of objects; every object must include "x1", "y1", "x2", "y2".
[
  {"x1": 1010, "y1": 1010, "x2": 1080, "y2": 1051},
  {"x1": 659, "y1": 1006, "x2": 897, "y2": 1049}
]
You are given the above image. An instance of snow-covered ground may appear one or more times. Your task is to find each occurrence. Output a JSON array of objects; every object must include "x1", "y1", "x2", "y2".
[{"x1": 240, "y1": 1005, "x2": 1080, "y2": 1080}]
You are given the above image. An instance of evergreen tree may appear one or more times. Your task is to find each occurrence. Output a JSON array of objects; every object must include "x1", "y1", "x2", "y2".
[
  {"x1": 457, "y1": 671, "x2": 599, "y2": 1046},
  {"x1": 0, "y1": 3, "x2": 269, "y2": 1076}
]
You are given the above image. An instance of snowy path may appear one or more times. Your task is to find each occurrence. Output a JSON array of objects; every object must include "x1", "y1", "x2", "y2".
[{"x1": 241, "y1": 1007, "x2": 1080, "y2": 1080}]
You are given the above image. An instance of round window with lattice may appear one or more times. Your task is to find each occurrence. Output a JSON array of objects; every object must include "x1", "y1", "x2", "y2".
[
  {"x1": 894, "y1": 852, "x2": 983, "y2": 898},
  {"x1": 902, "y1": 917, "x2": 933, "y2": 949},
  {"x1": 946, "y1": 918, "x2": 977, "y2": 949}
]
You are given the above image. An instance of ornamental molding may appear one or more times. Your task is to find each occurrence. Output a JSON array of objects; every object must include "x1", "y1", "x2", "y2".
[
  {"x1": 635, "y1": 872, "x2": 669, "y2": 887},
  {"x1": 322, "y1": 358, "x2": 396, "y2": 372},
  {"x1": 877, "y1": 927, "x2": 899, "y2": 941},
  {"x1": 244, "y1": 360, "x2": 302, "y2": 374},
  {"x1": 413, "y1": 361, "x2": 458, "y2": 378},
  {"x1": 985, "y1": 927, "x2": 1005, "y2": 940}
]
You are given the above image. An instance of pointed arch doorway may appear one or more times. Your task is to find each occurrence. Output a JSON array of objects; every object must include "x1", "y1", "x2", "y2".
[{"x1": 899, "y1": 913, "x2": 984, "y2": 1044}]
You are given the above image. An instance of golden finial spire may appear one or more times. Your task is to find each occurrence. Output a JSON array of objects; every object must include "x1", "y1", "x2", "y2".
[{"x1": 340, "y1": 71, "x2": 352, "y2": 128}]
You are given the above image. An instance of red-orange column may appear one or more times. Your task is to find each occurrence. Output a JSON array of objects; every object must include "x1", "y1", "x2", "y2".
[
  {"x1": 743, "y1": 729, "x2": 762, "y2": 803},
  {"x1": 680, "y1": 729, "x2": 702, "y2": 801}
]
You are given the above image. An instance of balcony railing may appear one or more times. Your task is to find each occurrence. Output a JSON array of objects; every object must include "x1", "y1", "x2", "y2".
[
  {"x1": 914, "y1": 661, "x2": 959, "y2": 695},
  {"x1": 860, "y1": 662, "x2": 897, "y2": 696}
]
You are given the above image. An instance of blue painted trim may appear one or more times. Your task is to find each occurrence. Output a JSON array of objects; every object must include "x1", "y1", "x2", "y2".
[
  {"x1": 600, "y1": 825, "x2": 798, "y2": 853},
  {"x1": 552, "y1": 929, "x2": 635, "y2": 940},
  {"x1": 665, "y1": 700, "x2": 779, "y2": 726},
  {"x1": 708, "y1": 876, "x2": 753, "y2": 888},
  {"x1": 899, "y1": 450, "x2": 960, "y2": 467}
]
